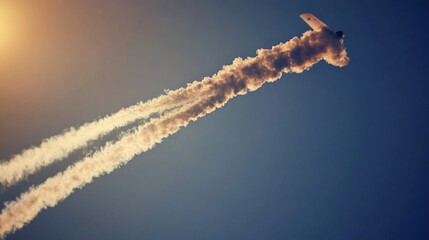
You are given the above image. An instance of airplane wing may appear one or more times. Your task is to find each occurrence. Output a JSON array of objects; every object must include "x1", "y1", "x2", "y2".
[{"x1": 300, "y1": 13, "x2": 330, "y2": 31}]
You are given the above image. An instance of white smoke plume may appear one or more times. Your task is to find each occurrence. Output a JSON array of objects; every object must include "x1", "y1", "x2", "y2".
[
  {"x1": 0, "y1": 30, "x2": 349, "y2": 238},
  {"x1": 0, "y1": 65, "x2": 231, "y2": 187}
]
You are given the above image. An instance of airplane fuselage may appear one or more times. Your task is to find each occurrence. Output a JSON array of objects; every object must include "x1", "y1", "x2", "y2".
[{"x1": 300, "y1": 13, "x2": 345, "y2": 39}]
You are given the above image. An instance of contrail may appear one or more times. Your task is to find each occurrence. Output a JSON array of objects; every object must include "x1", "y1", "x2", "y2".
[
  {"x1": 0, "y1": 67, "x2": 229, "y2": 187},
  {"x1": 0, "y1": 30, "x2": 349, "y2": 238}
]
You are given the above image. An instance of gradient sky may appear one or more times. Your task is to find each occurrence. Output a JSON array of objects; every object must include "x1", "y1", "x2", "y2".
[{"x1": 1, "y1": 0, "x2": 428, "y2": 239}]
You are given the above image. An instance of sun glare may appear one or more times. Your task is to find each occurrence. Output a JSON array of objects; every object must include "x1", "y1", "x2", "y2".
[
  {"x1": 0, "y1": 11, "x2": 9, "y2": 44},
  {"x1": 0, "y1": 3, "x2": 18, "y2": 54}
]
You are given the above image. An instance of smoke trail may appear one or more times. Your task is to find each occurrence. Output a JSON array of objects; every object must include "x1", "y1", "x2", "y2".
[
  {"x1": 0, "y1": 30, "x2": 349, "y2": 238},
  {"x1": 0, "y1": 64, "x2": 232, "y2": 187}
]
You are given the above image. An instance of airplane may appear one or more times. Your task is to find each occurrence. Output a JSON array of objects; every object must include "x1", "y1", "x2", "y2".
[{"x1": 300, "y1": 13, "x2": 344, "y2": 39}]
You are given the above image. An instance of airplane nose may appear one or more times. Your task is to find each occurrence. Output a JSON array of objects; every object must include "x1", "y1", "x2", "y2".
[{"x1": 335, "y1": 31, "x2": 344, "y2": 38}]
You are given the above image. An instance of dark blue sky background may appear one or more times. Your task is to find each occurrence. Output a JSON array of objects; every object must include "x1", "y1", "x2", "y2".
[{"x1": 1, "y1": 0, "x2": 428, "y2": 239}]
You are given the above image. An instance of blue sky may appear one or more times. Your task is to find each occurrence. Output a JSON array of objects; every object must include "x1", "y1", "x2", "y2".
[{"x1": 1, "y1": 0, "x2": 428, "y2": 239}]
